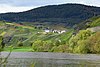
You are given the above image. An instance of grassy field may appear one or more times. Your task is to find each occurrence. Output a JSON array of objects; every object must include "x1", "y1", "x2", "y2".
[{"x1": 4, "y1": 47, "x2": 32, "y2": 52}]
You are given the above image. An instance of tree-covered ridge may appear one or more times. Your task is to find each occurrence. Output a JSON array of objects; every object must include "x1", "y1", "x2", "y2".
[{"x1": 0, "y1": 4, "x2": 100, "y2": 26}]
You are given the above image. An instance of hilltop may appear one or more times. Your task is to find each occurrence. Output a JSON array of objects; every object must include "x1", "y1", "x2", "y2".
[{"x1": 0, "y1": 4, "x2": 100, "y2": 26}]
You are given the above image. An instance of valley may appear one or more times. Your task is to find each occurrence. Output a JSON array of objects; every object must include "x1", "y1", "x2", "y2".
[
  {"x1": 0, "y1": 15, "x2": 100, "y2": 53},
  {"x1": 0, "y1": 3, "x2": 100, "y2": 67},
  {"x1": 0, "y1": 21, "x2": 73, "y2": 52},
  {"x1": 0, "y1": 4, "x2": 100, "y2": 54}
]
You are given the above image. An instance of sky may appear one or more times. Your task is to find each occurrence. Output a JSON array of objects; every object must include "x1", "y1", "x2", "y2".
[{"x1": 0, "y1": 0, "x2": 100, "y2": 13}]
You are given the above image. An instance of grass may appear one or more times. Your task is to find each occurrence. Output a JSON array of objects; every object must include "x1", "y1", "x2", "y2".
[
  {"x1": 90, "y1": 18, "x2": 100, "y2": 27},
  {"x1": 88, "y1": 16, "x2": 100, "y2": 27},
  {"x1": 4, "y1": 47, "x2": 32, "y2": 52}
]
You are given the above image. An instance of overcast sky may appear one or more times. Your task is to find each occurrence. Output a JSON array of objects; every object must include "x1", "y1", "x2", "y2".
[{"x1": 0, "y1": 0, "x2": 100, "y2": 13}]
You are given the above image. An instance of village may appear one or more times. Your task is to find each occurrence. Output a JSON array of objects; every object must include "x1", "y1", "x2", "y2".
[{"x1": 34, "y1": 23, "x2": 67, "y2": 34}]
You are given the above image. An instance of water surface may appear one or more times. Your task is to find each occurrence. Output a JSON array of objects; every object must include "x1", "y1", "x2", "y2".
[{"x1": 1, "y1": 52, "x2": 100, "y2": 67}]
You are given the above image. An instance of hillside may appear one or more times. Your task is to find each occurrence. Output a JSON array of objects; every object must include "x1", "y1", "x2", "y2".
[
  {"x1": 0, "y1": 4, "x2": 100, "y2": 26},
  {"x1": 0, "y1": 21, "x2": 72, "y2": 47},
  {"x1": 0, "y1": 21, "x2": 74, "y2": 52},
  {"x1": 0, "y1": 17, "x2": 100, "y2": 53},
  {"x1": 87, "y1": 16, "x2": 100, "y2": 27},
  {"x1": 75, "y1": 16, "x2": 100, "y2": 30}
]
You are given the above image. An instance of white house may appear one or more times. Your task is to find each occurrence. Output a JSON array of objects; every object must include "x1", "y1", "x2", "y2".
[
  {"x1": 53, "y1": 30, "x2": 66, "y2": 34},
  {"x1": 44, "y1": 28, "x2": 66, "y2": 34},
  {"x1": 44, "y1": 29, "x2": 50, "y2": 33}
]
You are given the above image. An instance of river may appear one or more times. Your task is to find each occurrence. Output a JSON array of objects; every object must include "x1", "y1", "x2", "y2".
[{"x1": 1, "y1": 52, "x2": 100, "y2": 67}]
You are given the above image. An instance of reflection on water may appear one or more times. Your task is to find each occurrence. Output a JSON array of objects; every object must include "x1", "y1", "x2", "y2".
[{"x1": 1, "y1": 58, "x2": 100, "y2": 67}]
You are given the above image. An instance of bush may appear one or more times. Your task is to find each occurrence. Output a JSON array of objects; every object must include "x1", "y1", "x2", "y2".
[
  {"x1": 70, "y1": 31, "x2": 100, "y2": 54},
  {"x1": 52, "y1": 45, "x2": 70, "y2": 52},
  {"x1": 73, "y1": 40, "x2": 89, "y2": 53},
  {"x1": 88, "y1": 32, "x2": 100, "y2": 53},
  {"x1": 32, "y1": 40, "x2": 54, "y2": 52},
  {"x1": 69, "y1": 30, "x2": 92, "y2": 53},
  {"x1": 17, "y1": 41, "x2": 23, "y2": 47}
]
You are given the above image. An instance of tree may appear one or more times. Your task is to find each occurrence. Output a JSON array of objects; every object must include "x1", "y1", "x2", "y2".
[
  {"x1": 32, "y1": 40, "x2": 54, "y2": 52},
  {"x1": 69, "y1": 30, "x2": 92, "y2": 53},
  {"x1": 88, "y1": 32, "x2": 100, "y2": 53},
  {"x1": 74, "y1": 40, "x2": 89, "y2": 53},
  {"x1": 52, "y1": 45, "x2": 70, "y2": 52}
]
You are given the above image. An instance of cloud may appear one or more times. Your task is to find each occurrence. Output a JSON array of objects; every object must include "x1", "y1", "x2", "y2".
[
  {"x1": 0, "y1": 0, "x2": 71, "y2": 6},
  {"x1": 0, "y1": 4, "x2": 34, "y2": 13},
  {"x1": 0, "y1": 0, "x2": 99, "y2": 7},
  {"x1": 0, "y1": 0, "x2": 69, "y2": 7}
]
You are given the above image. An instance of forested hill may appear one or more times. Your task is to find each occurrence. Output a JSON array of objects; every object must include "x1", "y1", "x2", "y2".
[{"x1": 0, "y1": 4, "x2": 100, "y2": 26}]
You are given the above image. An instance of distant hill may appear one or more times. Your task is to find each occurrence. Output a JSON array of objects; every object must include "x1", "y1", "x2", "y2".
[{"x1": 0, "y1": 3, "x2": 100, "y2": 26}]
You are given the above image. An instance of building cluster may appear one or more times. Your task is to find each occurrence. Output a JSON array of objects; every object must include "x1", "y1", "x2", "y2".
[{"x1": 44, "y1": 29, "x2": 66, "y2": 34}]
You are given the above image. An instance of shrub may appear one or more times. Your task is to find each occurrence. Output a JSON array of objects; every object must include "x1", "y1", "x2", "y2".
[
  {"x1": 32, "y1": 40, "x2": 54, "y2": 52},
  {"x1": 52, "y1": 45, "x2": 70, "y2": 52},
  {"x1": 73, "y1": 40, "x2": 89, "y2": 53},
  {"x1": 17, "y1": 41, "x2": 23, "y2": 47},
  {"x1": 69, "y1": 30, "x2": 92, "y2": 53},
  {"x1": 88, "y1": 32, "x2": 100, "y2": 53}
]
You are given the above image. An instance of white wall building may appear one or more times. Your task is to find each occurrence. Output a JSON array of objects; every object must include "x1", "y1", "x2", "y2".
[{"x1": 44, "y1": 29, "x2": 50, "y2": 33}]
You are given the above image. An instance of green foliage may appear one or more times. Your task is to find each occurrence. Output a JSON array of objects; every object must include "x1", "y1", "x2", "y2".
[
  {"x1": 0, "y1": 20, "x2": 100, "y2": 54},
  {"x1": 0, "y1": 36, "x2": 2, "y2": 51},
  {"x1": 76, "y1": 16, "x2": 100, "y2": 30},
  {"x1": 73, "y1": 40, "x2": 89, "y2": 53},
  {"x1": 31, "y1": 30, "x2": 73, "y2": 52},
  {"x1": 69, "y1": 29, "x2": 100, "y2": 54},
  {"x1": 69, "y1": 30, "x2": 92, "y2": 53},
  {"x1": 53, "y1": 45, "x2": 70, "y2": 52},
  {"x1": 0, "y1": 36, "x2": 4, "y2": 51},
  {"x1": 32, "y1": 39, "x2": 71, "y2": 52},
  {"x1": 87, "y1": 17, "x2": 100, "y2": 27},
  {"x1": 17, "y1": 41, "x2": 23, "y2": 47},
  {"x1": 76, "y1": 30, "x2": 92, "y2": 40},
  {"x1": 32, "y1": 40, "x2": 53, "y2": 52},
  {"x1": 87, "y1": 32, "x2": 100, "y2": 53}
]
